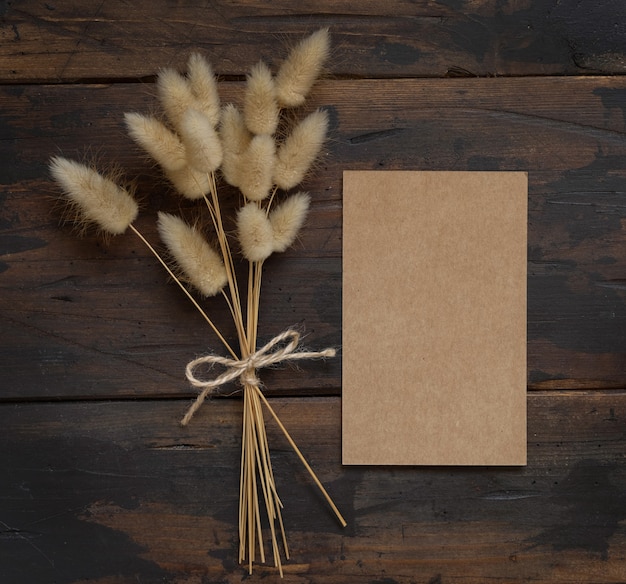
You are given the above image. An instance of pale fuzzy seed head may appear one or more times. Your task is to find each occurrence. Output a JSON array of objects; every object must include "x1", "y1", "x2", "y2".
[
  {"x1": 124, "y1": 112, "x2": 187, "y2": 172},
  {"x1": 275, "y1": 28, "x2": 330, "y2": 107},
  {"x1": 270, "y1": 192, "x2": 310, "y2": 252},
  {"x1": 219, "y1": 104, "x2": 252, "y2": 187},
  {"x1": 237, "y1": 203, "x2": 274, "y2": 262},
  {"x1": 274, "y1": 109, "x2": 328, "y2": 190},
  {"x1": 179, "y1": 109, "x2": 223, "y2": 173},
  {"x1": 165, "y1": 165, "x2": 211, "y2": 200},
  {"x1": 49, "y1": 156, "x2": 138, "y2": 235},
  {"x1": 243, "y1": 61, "x2": 279, "y2": 136},
  {"x1": 157, "y1": 68, "x2": 196, "y2": 132},
  {"x1": 220, "y1": 104, "x2": 251, "y2": 155},
  {"x1": 187, "y1": 53, "x2": 221, "y2": 126},
  {"x1": 221, "y1": 151, "x2": 243, "y2": 189},
  {"x1": 157, "y1": 212, "x2": 227, "y2": 297},
  {"x1": 238, "y1": 134, "x2": 275, "y2": 202}
]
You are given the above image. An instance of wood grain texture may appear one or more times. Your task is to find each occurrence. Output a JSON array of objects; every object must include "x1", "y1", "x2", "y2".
[
  {"x1": 2, "y1": 77, "x2": 626, "y2": 398},
  {"x1": 1, "y1": 392, "x2": 625, "y2": 583},
  {"x1": 2, "y1": 0, "x2": 626, "y2": 82},
  {"x1": 2, "y1": 4, "x2": 626, "y2": 582}
]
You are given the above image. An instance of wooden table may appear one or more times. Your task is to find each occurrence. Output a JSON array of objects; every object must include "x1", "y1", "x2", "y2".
[{"x1": 2, "y1": 2, "x2": 626, "y2": 582}]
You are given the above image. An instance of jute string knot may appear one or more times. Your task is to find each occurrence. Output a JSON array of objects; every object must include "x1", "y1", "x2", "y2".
[{"x1": 181, "y1": 328, "x2": 336, "y2": 426}]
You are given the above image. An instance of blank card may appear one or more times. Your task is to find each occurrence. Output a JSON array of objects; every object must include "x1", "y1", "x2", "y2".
[{"x1": 342, "y1": 171, "x2": 527, "y2": 465}]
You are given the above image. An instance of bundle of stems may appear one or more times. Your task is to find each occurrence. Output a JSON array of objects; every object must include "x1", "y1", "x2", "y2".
[{"x1": 49, "y1": 29, "x2": 345, "y2": 575}]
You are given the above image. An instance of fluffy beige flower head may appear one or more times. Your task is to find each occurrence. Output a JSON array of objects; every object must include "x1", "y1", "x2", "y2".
[
  {"x1": 244, "y1": 61, "x2": 279, "y2": 136},
  {"x1": 237, "y1": 135, "x2": 275, "y2": 202},
  {"x1": 157, "y1": 68, "x2": 197, "y2": 133},
  {"x1": 220, "y1": 104, "x2": 251, "y2": 188},
  {"x1": 186, "y1": 53, "x2": 221, "y2": 127},
  {"x1": 164, "y1": 165, "x2": 211, "y2": 200},
  {"x1": 49, "y1": 156, "x2": 138, "y2": 235},
  {"x1": 237, "y1": 203, "x2": 274, "y2": 262},
  {"x1": 270, "y1": 192, "x2": 310, "y2": 252},
  {"x1": 179, "y1": 109, "x2": 223, "y2": 173},
  {"x1": 274, "y1": 109, "x2": 328, "y2": 191},
  {"x1": 157, "y1": 212, "x2": 227, "y2": 297},
  {"x1": 124, "y1": 113, "x2": 187, "y2": 172},
  {"x1": 275, "y1": 28, "x2": 330, "y2": 107},
  {"x1": 220, "y1": 104, "x2": 251, "y2": 156},
  {"x1": 157, "y1": 54, "x2": 221, "y2": 133}
]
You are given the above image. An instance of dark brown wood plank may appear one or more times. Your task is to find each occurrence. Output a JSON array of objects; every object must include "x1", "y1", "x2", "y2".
[
  {"x1": 0, "y1": 78, "x2": 626, "y2": 399},
  {"x1": 2, "y1": 0, "x2": 626, "y2": 82},
  {"x1": 3, "y1": 77, "x2": 626, "y2": 398},
  {"x1": 1, "y1": 392, "x2": 625, "y2": 583}
]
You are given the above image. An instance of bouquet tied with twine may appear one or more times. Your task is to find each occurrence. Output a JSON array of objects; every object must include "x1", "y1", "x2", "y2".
[{"x1": 49, "y1": 29, "x2": 345, "y2": 576}]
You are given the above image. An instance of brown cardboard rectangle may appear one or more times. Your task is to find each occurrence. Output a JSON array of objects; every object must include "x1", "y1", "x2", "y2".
[{"x1": 342, "y1": 171, "x2": 527, "y2": 466}]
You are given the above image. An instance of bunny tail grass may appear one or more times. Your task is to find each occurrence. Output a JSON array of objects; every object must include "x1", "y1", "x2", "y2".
[
  {"x1": 244, "y1": 61, "x2": 280, "y2": 136},
  {"x1": 275, "y1": 28, "x2": 330, "y2": 108},
  {"x1": 269, "y1": 192, "x2": 310, "y2": 252},
  {"x1": 237, "y1": 203, "x2": 274, "y2": 262},
  {"x1": 49, "y1": 156, "x2": 138, "y2": 235},
  {"x1": 180, "y1": 109, "x2": 223, "y2": 173},
  {"x1": 238, "y1": 135, "x2": 275, "y2": 202},
  {"x1": 157, "y1": 212, "x2": 228, "y2": 297},
  {"x1": 125, "y1": 113, "x2": 187, "y2": 172},
  {"x1": 187, "y1": 53, "x2": 221, "y2": 127},
  {"x1": 274, "y1": 109, "x2": 328, "y2": 191}
]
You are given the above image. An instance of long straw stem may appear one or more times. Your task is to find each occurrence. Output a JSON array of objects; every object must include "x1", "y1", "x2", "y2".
[
  {"x1": 254, "y1": 386, "x2": 347, "y2": 528},
  {"x1": 129, "y1": 224, "x2": 237, "y2": 359},
  {"x1": 204, "y1": 172, "x2": 247, "y2": 352}
]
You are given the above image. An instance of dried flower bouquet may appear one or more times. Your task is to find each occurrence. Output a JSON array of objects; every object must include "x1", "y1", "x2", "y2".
[{"x1": 49, "y1": 28, "x2": 345, "y2": 576}]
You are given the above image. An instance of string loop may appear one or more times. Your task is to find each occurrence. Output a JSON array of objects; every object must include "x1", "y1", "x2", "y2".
[{"x1": 181, "y1": 329, "x2": 335, "y2": 426}]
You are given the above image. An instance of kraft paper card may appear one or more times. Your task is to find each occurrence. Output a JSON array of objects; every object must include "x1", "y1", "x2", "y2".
[{"x1": 342, "y1": 171, "x2": 527, "y2": 466}]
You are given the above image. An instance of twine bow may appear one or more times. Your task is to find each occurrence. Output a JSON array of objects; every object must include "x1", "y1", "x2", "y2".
[{"x1": 181, "y1": 328, "x2": 336, "y2": 426}]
